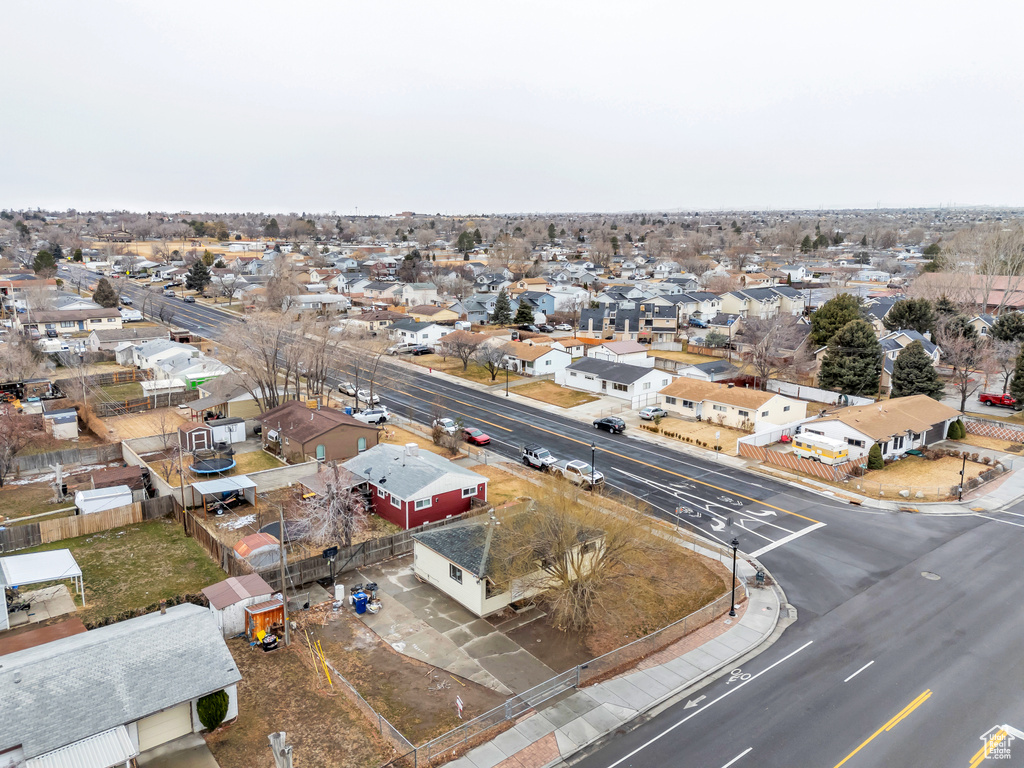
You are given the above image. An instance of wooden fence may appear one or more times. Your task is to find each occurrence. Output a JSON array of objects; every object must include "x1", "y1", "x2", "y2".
[
  {"x1": 737, "y1": 442, "x2": 857, "y2": 482},
  {"x1": 54, "y1": 368, "x2": 152, "y2": 391},
  {"x1": 93, "y1": 389, "x2": 201, "y2": 417}
]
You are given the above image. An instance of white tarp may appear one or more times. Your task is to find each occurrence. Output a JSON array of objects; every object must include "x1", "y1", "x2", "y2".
[
  {"x1": 191, "y1": 475, "x2": 257, "y2": 496},
  {"x1": 0, "y1": 549, "x2": 82, "y2": 587},
  {"x1": 75, "y1": 486, "x2": 133, "y2": 515},
  {"x1": 25, "y1": 725, "x2": 138, "y2": 768}
]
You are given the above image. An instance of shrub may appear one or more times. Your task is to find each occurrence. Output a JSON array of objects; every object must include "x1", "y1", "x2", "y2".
[
  {"x1": 197, "y1": 690, "x2": 230, "y2": 731},
  {"x1": 867, "y1": 443, "x2": 884, "y2": 470},
  {"x1": 971, "y1": 452, "x2": 980, "y2": 462}
]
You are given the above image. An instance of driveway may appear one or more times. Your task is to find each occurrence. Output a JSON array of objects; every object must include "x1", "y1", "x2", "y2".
[
  {"x1": 137, "y1": 734, "x2": 219, "y2": 768},
  {"x1": 352, "y1": 556, "x2": 557, "y2": 695}
]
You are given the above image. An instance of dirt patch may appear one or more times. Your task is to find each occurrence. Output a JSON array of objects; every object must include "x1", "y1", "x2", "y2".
[
  {"x1": 861, "y1": 455, "x2": 987, "y2": 486},
  {"x1": 650, "y1": 418, "x2": 745, "y2": 455},
  {"x1": 952, "y1": 434, "x2": 1023, "y2": 453},
  {"x1": 469, "y1": 462, "x2": 539, "y2": 506},
  {"x1": 505, "y1": 615, "x2": 592, "y2": 672},
  {"x1": 314, "y1": 612, "x2": 506, "y2": 745},
  {"x1": 513, "y1": 380, "x2": 599, "y2": 408},
  {"x1": 648, "y1": 350, "x2": 723, "y2": 365},
  {"x1": 206, "y1": 638, "x2": 391, "y2": 768},
  {"x1": 102, "y1": 406, "x2": 188, "y2": 441}
]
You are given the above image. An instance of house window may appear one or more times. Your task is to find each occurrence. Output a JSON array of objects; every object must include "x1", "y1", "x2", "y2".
[
  {"x1": 613, "y1": 383, "x2": 628, "y2": 392},
  {"x1": 642, "y1": 382, "x2": 651, "y2": 391},
  {"x1": 713, "y1": 404, "x2": 726, "y2": 413},
  {"x1": 893, "y1": 435, "x2": 905, "y2": 450},
  {"x1": 357, "y1": 437, "x2": 367, "y2": 453},
  {"x1": 845, "y1": 438, "x2": 865, "y2": 448},
  {"x1": 738, "y1": 410, "x2": 749, "y2": 418},
  {"x1": 450, "y1": 564, "x2": 463, "y2": 584},
  {"x1": 783, "y1": 405, "x2": 791, "y2": 412},
  {"x1": 761, "y1": 411, "x2": 769, "y2": 418},
  {"x1": 415, "y1": 498, "x2": 432, "y2": 511},
  {"x1": 462, "y1": 486, "x2": 477, "y2": 498},
  {"x1": 665, "y1": 396, "x2": 677, "y2": 405},
  {"x1": 569, "y1": 371, "x2": 577, "y2": 378},
  {"x1": 545, "y1": 359, "x2": 552, "y2": 366},
  {"x1": 315, "y1": 444, "x2": 326, "y2": 461},
  {"x1": 377, "y1": 487, "x2": 388, "y2": 500},
  {"x1": 682, "y1": 399, "x2": 695, "y2": 409},
  {"x1": 392, "y1": 494, "x2": 401, "y2": 508}
]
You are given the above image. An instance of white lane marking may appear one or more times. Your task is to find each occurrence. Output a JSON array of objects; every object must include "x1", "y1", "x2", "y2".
[
  {"x1": 1001, "y1": 510, "x2": 1024, "y2": 519},
  {"x1": 747, "y1": 522, "x2": 827, "y2": 558},
  {"x1": 843, "y1": 660, "x2": 874, "y2": 683},
  {"x1": 975, "y1": 514, "x2": 1024, "y2": 529},
  {"x1": 604, "y1": 641, "x2": 814, "y2": 768},
  {"x1": 721, "y1": 748, "x2": 753, "y2": 767}
]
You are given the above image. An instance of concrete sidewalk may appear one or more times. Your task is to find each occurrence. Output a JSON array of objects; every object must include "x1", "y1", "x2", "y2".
[{"x1": 443, "y1": 554, "x2": 782, "y2": 768}]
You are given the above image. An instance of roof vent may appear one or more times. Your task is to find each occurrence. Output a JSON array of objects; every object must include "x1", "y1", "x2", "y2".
[{"x1": 405, "y1": 443, "x2": 419, "y2": 458}]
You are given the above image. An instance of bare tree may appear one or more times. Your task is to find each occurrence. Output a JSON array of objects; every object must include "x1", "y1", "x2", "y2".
[
  {"x1": 0, "y1": 410, "x2": 33, "y2": 488},
  {"x1": 935, "y1": 318, "x2": 985, "y2": 413},
  {"x1": 738, "y1": 315, "x2": 811, "y2": 389},
  {"x1": 0, "y1": 336, "x2": 44, "y2": 383},
  {"x1": 474, "y1": 342, "x2": 511, "y2": 382},
  {"x1": 986, "y1": 339, "x2": 1019, "y2": 394},
  {"x1": 226, "y1": 310, "x2": 296, "y2": 411},
  {"x1": 298, "y1": 462, "x2": 368, "y2": 547},
  {"x1": 437, "y1": 332, "x2": 481, "y2": 371}
]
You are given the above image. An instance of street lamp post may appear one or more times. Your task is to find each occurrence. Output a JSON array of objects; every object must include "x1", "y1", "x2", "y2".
[
  {"x1": 591, "y1": 441, "x2": 597, "y2": 487},
  {"x1": 958, "y1": 451, "x2": 968, "y2": 501},
  {"x1": 504, "y1": 363, "x2": 509, "y2": 397},
  {"x1": 729, "y1": 537, "x2": 739, "y2": 617}
]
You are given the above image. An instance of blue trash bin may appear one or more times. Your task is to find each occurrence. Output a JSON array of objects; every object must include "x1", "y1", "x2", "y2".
[
  {"x1": 344, "y1": 407, "x2": 353, "y2": 415},
  {"x1": 353, "y1": 591, "x2": 368, "y2": 615}
]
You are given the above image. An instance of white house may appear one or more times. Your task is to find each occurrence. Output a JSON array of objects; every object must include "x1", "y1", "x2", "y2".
[
  {"x1": 387, "y1": 319, "x2": 451, "y2": 346},
  {"x1": 800, "y1": 394, "x2": 961, "y2": 461},
  {"x1": 556, "y1": 358, "x2": 672, "y2": 406},
  {"x1": 502, "y1": 341, "x2": 572, "y2": 376},
  {"x1": 201, "y1": 573, "x2": 275, "y2": 636},
  {"x1": 676, "y1": 360, "x2": 741, "y2": 382},
  {"x1": 658, "y1": 379, "x2": 807, "y2": 429},
  {"x1": 589, "y1": 340, "x2": 653, "y2": 367},
  {"x1": 0, "y1": 603, "x2": 241, "y2": 766}
]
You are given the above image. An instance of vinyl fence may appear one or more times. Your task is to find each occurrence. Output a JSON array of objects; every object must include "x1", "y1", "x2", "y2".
[
  {"x1": 15, "y1": 443, "x2": 124, "y2": 475},
  {"x1": 764, "y1": 380, "x2": 874, "y2": 407},
  {"x1": 963, "y1": 415, "x2": 1024, "y2": 444}
]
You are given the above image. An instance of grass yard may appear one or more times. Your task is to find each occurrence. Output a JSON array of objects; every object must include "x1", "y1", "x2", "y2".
[
  {"x1": 152, "y1": 449, "x2": 286, "y2": 487},
  {"x1": 98, "y1": 381, "x2": 143, "y2": 400},
  {"x1": 207, "y1": 638, "x2": 392, "y2": 768},
  {"x1": 648, "y1": 349, "x2": 724, "y2": 365},
  {"x1": 512, "y1": 380, "x2": 599, "y2": 408},
  {"x1": 380, "y1": 424, "x2": 452, "y2": 456},
  {"x1": 0, "y1": 481, "x2": 71, "y2": 522},
  {"x1": 470, "y1": 462, "x2": 540, "y2": 506},
  {"x1": 860, "y1": 455, "x2": 987, "y2": 487},
  {"x1": 950, "y1": 434, "x2": 1024, "y2": 453},
  {"x1": 650, "y1": 418, "x2": 746, "y2": 456},
  {"x1": 18, "y1": 518, "x2": 226, "y2": 626},
  {"x1": 410, "y1": 353, "x2": 523, "y2": 386}
]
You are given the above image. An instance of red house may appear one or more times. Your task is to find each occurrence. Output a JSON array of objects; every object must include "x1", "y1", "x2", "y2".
[{"x1": 343, "y1": 443, "x2": 488, "y2": 529}]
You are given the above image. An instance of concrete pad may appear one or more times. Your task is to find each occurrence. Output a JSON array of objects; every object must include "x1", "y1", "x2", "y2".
[
  {"x1": 642, "y1": 664, "x2": 685, "y2": 692},
  {"x1": 514, "y1": 714, "x2": 558, "y2": 741},
  {"x1": 138, "y1": 734, "x2": 218, "y2": 768},
  {"x1": 600, "y1": 678, "x2": 655, "y2": 710},
  {"x1": 477, "y1": 649, "x2": 556, "y2": 694},
  {"x1": 717, "y1": 627, "x2": 761, "y2": 653},
  {"x1": 581, "y1": 703, "x2": 631, "y2": 733},
  {"x1": 555, "y1": 730, "x2": 579, "y2": 755},
  {"x1": 682, "y1": 647, "x2": 725, "y2": 670},
  {"x1": 424, "y1": 614, "x2": 461, "y2": 633},
  {"x1": 543, "y1": 699, "x2": 598, "y2": 729},
  {"x1": 560, "y1": 717, "x2": 602, "y2": 749},
  {"x1": 465, "y1": 741, "x2": 506, "y2": 768},
  {"x1": 462, "y1": 632, "x2": 524, "y2": 659},
  {"x1": 463, "y1": 618, "x2": 497, "y2": 637},
  {"x1": 443, "y1": 759, "x2": 478, "y2": 768},
  {"x1": 490, "y1": 727, "x2": 532, "y2": 757},
  {"x1": 698, "y1": 641, "x2": 739, "y2": 663},
  {"x1": 582, "y1": 685, "x2": 632, "y2": 710},
  {"x1": 662, "y1": 657, "x2": 703, "y2": 682},
  {"x1": 602, "y1": 702, "x2": 637, "y2": 720},
  {"x1": 629, "y1": 669, "x2": 673, "y2": 699}
]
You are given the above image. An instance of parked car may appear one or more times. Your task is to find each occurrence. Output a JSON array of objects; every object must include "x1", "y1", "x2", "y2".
[
  {"x1": 537, "y1": 324, "x2": 554, "y2": 333},
  {"x1": 120, "y1": 296, "x2": 133, "y2": 306},
  {"x1": 353, "y1": 406, "x2": 390, "y2": 425},
  {"x1": 517, "y1": 324, "x2": 541, "y2": 333},
  {"x1": 45, "y1": 329, "x2": 58, "y2": 338},
  {"x1": 554, "y1": 323, "x2": 573, "y2": 331},
  {"x1": 387, "y1": 342, "x2": 418, "y2": 355},
  {"x1": 463, "y1": 427, "x2": 491, "y2": 446},
  {"x1": 162, "y1": 289, "x2": 175, "y2": 297},
  {"x1": 979, "y1": 392, "x2": 1018, "y2": 409},
  {"x1": 357, "y1": 389, "x2": 380, "y2": 405},
  {"x1": 409, "y1": 345, "x2": 432, "y2": 355},
  {"x1": 593, "y1": 416, "x2": 626, "y2": 434},
  {"x1": 338, "y1": 381, "x2": 357, "y2": 396},
  {"x1": 521, "y1": 444, "x2": 557, "y2": 470},
  {"x1": 182, "y1": 295, "x2": 196, "y2": 303},
  {"x1": 638, "y1": 406, "x2": 668, "y2": 421},
  {"x1": 550, "y1": 459, "x2": 604, "y2": 487},
  {"x1": 433, "y1": 417, "x2": 458, "y2": 434}
]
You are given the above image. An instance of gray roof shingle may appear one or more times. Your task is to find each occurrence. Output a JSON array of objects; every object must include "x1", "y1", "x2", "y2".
[{"x1": 566, "y1": 357, "x2": 658, "y2": 385}]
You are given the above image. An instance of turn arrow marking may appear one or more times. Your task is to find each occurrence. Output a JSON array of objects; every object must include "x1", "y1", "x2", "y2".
[
  {"x1": 748, "y1": 509, "x2": 778, "y2": 517},
  {"x1": 683, "y1": 695, "x2": 706, "y2": 709}
]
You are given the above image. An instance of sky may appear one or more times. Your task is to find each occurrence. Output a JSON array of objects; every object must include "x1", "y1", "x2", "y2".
[{"x1": 3, "y1": 1, "x2": 1023, "y2": 215}]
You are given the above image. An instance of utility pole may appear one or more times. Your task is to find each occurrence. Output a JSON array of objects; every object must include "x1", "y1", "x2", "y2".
[{"x1": 278, "y1": 504, "x2": 290, "y2": 646}]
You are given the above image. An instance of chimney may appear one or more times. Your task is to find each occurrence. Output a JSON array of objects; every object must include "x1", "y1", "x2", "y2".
[{"x1": 159, "y1": 599, "x2": 167, "y2": 615}]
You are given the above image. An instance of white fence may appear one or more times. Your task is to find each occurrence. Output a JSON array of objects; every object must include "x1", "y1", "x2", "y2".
[
  {"x1": 738, "y1": 417, "x2": 817, "y2": 447},
  {"x1": 765, "y1": 380, "x2": 874, "y2": 407}
]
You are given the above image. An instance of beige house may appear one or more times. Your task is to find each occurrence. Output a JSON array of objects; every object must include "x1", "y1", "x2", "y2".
[
  {"x1": 407, "y1": 304, "x2": 459, "y2": 323},
  {"x1": 659, "y1": 379, "x2": 807, "y2": 429}
]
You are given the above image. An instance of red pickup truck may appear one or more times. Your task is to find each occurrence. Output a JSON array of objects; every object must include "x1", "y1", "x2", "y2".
[{"x1": 979, "y1": 393, "x2": 1018, "y2": 408}]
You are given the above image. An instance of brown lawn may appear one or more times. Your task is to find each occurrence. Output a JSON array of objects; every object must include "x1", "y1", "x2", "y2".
[
  {"x1": 951, "y1": 434, "x2": 1024, "y2": 453},
  {"x1": 650, "y1": 418, "x2": 746, "y2": 456},
  {"x1": 470, "y1": 462, "x2": 540, "y2": 506},
  {"x1": 513, "y1": 380, "x2": 599, "y2": 408},
  {"x1": 408, "y1": 353, "x2": 523, "y2": 385},
  {"x1": 648, "y1": 349, "x2": 724, "y2": 365},
  {"x1": 102, "y1": 406, "x2": 189, "y2": 441},
  {"x1": 860, "y1": 456, "x2": 987, "y2": 488},
  {"x1": 151, "y1": 449, "x2": 285, "y2": 487}
]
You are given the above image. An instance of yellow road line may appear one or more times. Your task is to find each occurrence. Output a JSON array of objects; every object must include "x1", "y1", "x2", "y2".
[
  {"x1": 969, "y1": 728, "x2": 1008, "y2": 768},
  {"x1": 833, "y1": 689, "x2": 932, "y2": 768}
]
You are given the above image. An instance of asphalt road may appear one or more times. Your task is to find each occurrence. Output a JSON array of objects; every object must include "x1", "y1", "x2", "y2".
[{"x1": 78, "y1": 267, "x2": 1024, "y2": 766}]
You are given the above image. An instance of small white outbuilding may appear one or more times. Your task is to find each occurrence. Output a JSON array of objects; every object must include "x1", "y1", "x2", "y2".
[
  {"x1": 74, "y1": 485, "x2": 133, "y2": 516},
  {"x1": 201, "y1": 574, "x2": 276, "y2": 636}
]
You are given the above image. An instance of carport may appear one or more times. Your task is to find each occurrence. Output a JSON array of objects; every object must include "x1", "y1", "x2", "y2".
[
  {"x1": 189, "y1": 475, "x2": 258, "y2": 517},
  {"x1": 1, "y1": 550, "x2": 84, "y2": 632}
]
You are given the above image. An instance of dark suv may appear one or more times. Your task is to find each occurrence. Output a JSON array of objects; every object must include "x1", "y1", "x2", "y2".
[{"x1": 593, "y1": 416, "x2": 626, "y2": 434}]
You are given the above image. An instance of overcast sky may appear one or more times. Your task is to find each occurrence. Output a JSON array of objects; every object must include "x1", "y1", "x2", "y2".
[{"x1": 3, "y1": 1, "x2": 1023, "y2": 215}]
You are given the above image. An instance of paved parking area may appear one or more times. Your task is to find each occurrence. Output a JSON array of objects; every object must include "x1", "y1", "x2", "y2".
[{"x1": 352, "y1": 556, "x2": 556, "y2": 695}]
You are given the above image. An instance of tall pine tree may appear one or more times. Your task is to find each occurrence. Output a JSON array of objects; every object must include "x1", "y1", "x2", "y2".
[
  {"x1": 513, "y1": 301, "x2": 535, "y2": 325},
  {"x1": 92, "y1": 278, "x2": 119, "y2": 308},
  {"x1": 1010, "y1": 346, "x2": 1024, "y2": 404},
  {"x1": 818, "y1": 319, "x2": 882, "y2": 396},
  {"x1": 811, "y1": 293, "x2": 862, "y2": 345},
  {"x1": 185, "y1": 261, "x2": 212, "y2": 292},
  {"x1": 891, "y1": 341, "x2": 944, "y2": 400},
  {"x1": 491, "y1": 289, "x2": 513, "y2": 325},
  {"x1": 882, "y1": 298, "x2": 936, "y2": 335}
]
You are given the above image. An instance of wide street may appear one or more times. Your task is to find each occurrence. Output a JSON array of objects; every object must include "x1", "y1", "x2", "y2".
[{"x1": 87, "y1": 268, "x2": 1024, "y2": 766}]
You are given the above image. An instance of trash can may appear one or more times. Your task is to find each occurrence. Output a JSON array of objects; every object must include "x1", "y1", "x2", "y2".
[
  {"x1": 353, "y1": 591, "x2": 368, "y2": 615},
  {"x1": 344, "y1": 407, "x2": 353, "y2": 415}
]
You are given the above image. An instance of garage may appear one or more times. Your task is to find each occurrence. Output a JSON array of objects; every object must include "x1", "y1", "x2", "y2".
[{"x1": 137, "y1": 702, "x2": 192, "y2": 751}]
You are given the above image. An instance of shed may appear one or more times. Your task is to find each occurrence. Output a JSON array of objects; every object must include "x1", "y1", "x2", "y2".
[
  {"x1": 190, "y1": 475, "x2": 258, "y2": 516},
  {"x1": 91, "y1": 465, "x2": 149, "y2": 503},
  {"x1": 41, "y1": 408, "x2": 79, "y2": 441},
  {"x1": 0, "y1": 550, "x2": 84, "y2": 631},
  {"x1": 74, "y1": 485, "x2": 133, "y2": 516},
  {"x1": 244, "y1": 598, "x2": 285, "y2": 640},
  {"x1": 233, "y1": 532, "x2": 280, "y2": 570},
  {"x1": 201, "y1": 574, "x2": 275, "y2": 636},
  {"x1": 207, "y1": 417, "x2": 246, "y2": 445}
]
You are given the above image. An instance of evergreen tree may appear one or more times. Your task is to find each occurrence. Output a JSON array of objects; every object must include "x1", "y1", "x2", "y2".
[
  {"x1": 860, "y1": 235, "x2": 868, "y2": 246},
  {"x1": 33, "y1": 249, "x2": 56, "y2": 273},
  {"x1": 992, "y1": 312, "x2": 1024, "y2": 343},
  {"x1": 514, "y1": 302, "x2": 535, "y2": 325},
  {"x1": 491, "y1": 289, "x2": 513, "y2": 325},
  {"x1": 867, "y1": 443, "x2": 884, "y2": 470},
  {"x1": 934, "y1": 294, "x2": 959, "y2": 317},
  {"x1": 610, "y1": 236, "x2": 619, "y2": 255},
  {"x1": 548, "y1": 223, "x2": 557, "y2": 240},
  {"x1": 800, "y1": 235, "x2": 813, "y2": 253},
  {"x1": 264, "y1": 217, "x2": 280, "y2": 237},
  {"x1": 473, "y1": 228, "x2": 482, "y2": 244},
  {"x1": 456, "y1": 231, "x2": 475, "y2": 254},
  {"x1": 52, "y1": 244, "x2": 63, "y2": 261},
  {"x1": 891, "y1": 341, "x2": 945, "y2": 400},
  {"x1": 73, "y1": 248, "x2": 83, "y2": 262},
  {"x1": 1010, "y1": 347, "x2": 1024, "y2": 404},
  {"x1": 811, "y1": 293, "x2": 862, "y2": 345},
  {"x1": 92, "y1": 278, "x2": 119, "y2": 308},
  {"x1": 922, "y1": 242, "x2": 941, "y2": 257},
  {"x1": 201, "y1": 249, "x2": 216, "y2": 267},
  {"x1": 818, "y1": 319, "x2": 882, "y2": 396},
  {"x1": 882, "y1": 298, "x2": 936, "y2": 335},
  {"x1": 185, "y1": 261, "x2": 212, "y2": 292}
]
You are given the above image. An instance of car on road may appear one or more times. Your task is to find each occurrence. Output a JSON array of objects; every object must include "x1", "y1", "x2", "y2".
[
  {"x1": 521, "y1": 444, "x2": 557, "y2": 470},
  {"x1": 979, "y1": 392, "x2": 1018, "y2": 408},
  {"x1": 182, "y1": 296, "x2": 196, "y2": 303},
  {"x1": 517, "y1": 324, "x2": 541, "y2": 333},
  {"x1": 593, "y1": 416, "x2": 626, "y2": 434},
  {"x1": 638, "y1": 406, "x2": 668, "y2": 421},
  {"x1": 353, "y1": 406, "x2": 389, "y2": 425},
  {"x1": 337, "y1": 381, "x2": 357, "y2": 396},
  {"x1": 387, "y1": 342, "x2": 418, "y2": 355},
  {"x1": 409, "y1": 345, "x2": 432, "y2": 355},
  {"x1": 120, "y1": 296, "x2": 133, "y2": 305},
  {"x1": 163, "y1": 289, "x2": 175, "y2": 297},
  {"x1": 554, "y1": 323, "x2": 573, "y2": 331},
  {"x1": 463, "y1": 427, "x2": 491, "y2": 446},
  {"x1": 550, "y1": 459, "x2": 604, "y2": 487},
  {"x1": 357, "y1": 389, "x2": 380, "y2": 405},
  {"x1": 433, "y1": 417, "x2": 458, "y2": 434},
  {"x1": 537, "y1": 324, "x2": 554, "y2": 333}
]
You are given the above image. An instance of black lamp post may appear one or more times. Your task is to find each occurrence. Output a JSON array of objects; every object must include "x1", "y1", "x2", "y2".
[
  {"x1": 591, "y1": 441, "x2": 597, "y2": 487},
  {"x1": 504, "y1": 363, "x2": 509, "y2": 397},
  {"x1": 958, "y1": 451, "x2": 968, "y2": 501},
  {"x1": 729, "y1": 537, "x2": 739, "y2": 617}
]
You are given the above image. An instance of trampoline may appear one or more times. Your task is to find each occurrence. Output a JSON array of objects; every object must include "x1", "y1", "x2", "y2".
[{"x1": 190, "y1": 456, "x2": 236, "y2": 474}]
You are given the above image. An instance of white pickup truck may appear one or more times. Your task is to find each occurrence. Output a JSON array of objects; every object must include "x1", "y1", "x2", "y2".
[{"x1": 550, "y1": 459, "x2": 604, "y2": 487}]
